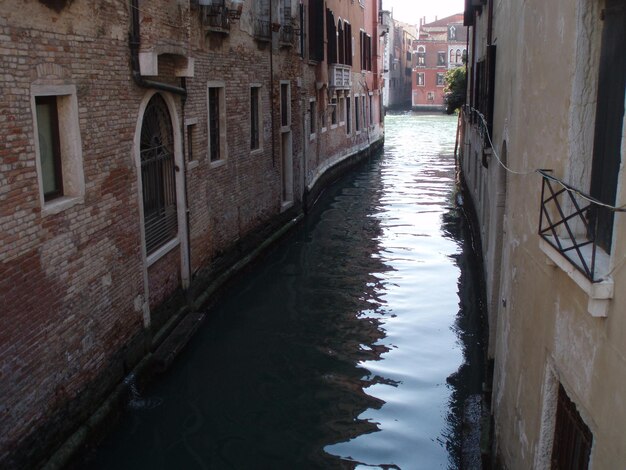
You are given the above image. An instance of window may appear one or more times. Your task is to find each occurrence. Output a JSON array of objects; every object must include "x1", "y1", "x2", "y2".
[
  {"x1": 250, "y1": 86, "x2": 261, "y2": 150},
  {"x1": 456, "y1": 49, "x2": 462, "y2": 64},
  {"x1": 360, "y1": 31, "x2": 372, "y2": 71},
  {"x1": 140, "y1": 94, "x2": 178, "y2": 255},
  {"x1": 369, "y1": 94, "x2": 373, "y2": 126},
  {"x1": 35, "y1": 96, "x2": 63, "y2": 201},
  {"x1": 331, "y1": 97, "x2": 338, "y2": 126},
  {"x1": 207, "y1": 84, "x2": 226, "y2": 162},
  {"x1": 551, "y1": 384, "x2": 592, "y2": 469},
  {"x1": 362, "y1": 95, "x2": 367, "y2": 128},
  {"x1": 437, "y1": 52, "x2": 446, "y2": 66},
  {"x1": 450, "y1": 49, "x2": 455, "y2": 63},
  {"x1": 346, "y1": 95, "x2": 351, "y2": 134},
  {"x1": 309, "y1": 99, "x2": 316, "y2": 136},
  {"x1": 437, "y1": 73, "x2": 445, "y2": 86},
  {"x1": 280, "y1": 82, "x2": 291, "y2": 128},
  {"x1": 185, "y1": 118, "x2": 198, "y2": 162},
  {"x1": 589, "y1": 0, "x2": 625, "y2": 253},
  {"x1": 417, "y1": 52, "x2": 425, "y2": 66},
  {"x1": 339, "y1": 95, "x2": 345, "y2": 126},
  {"x1": 308, "y1": 0, "x2": 324, "y2": 61},
  {"x1": 406, "y1": 50, "x2": 411, "y2": 61},
  {"x1": 344, "y1": 22, "x2": 353, "y2": 66},
  {"x1": 326, "y1": 8, "x2": 337, "y2": 64},
  {"x1": 32, "y1": 85, "x2": 84, "y2": 212},
  {"x1": 449, "y1": 25, "x2": 456, "y2": 40},
  {"x1": 355, "y1": 96, "x2": 360, "y2": 132},
  {"x1": 417, "y1": 72, "x2": 425, "y2": 86},
  {"x1": 427, "y1": 92, "x2": 435, "y2": 101}
]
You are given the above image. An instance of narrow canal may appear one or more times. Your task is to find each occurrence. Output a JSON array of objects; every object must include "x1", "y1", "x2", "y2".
[{"x1": 82, "y1": 112, "x2": 486, "y2": 469}]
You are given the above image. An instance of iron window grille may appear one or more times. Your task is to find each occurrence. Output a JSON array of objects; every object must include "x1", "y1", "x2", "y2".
[
  {"x1": 551, "y1": 384, "x2": 593, "y2": 469},
  {"x1": 201, "y1": 2, "x2": 230, "y2": 32},
  {"x1": 539, "y1": 170, "x2": 604, "y2": 282}
]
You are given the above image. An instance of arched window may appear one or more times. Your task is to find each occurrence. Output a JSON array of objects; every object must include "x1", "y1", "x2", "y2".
[
  {"x1": 450, "y1": 50, "x2": 455, "y2": 63},
  {"x1": 449, "y1": 25, "x2": 456, "y2": 40},
  {"x1": 456, "y1": 49, "x2": 462, "y2": 63},
  {"x1": 140, "y1": 94, "x2": 178, "y2": 254},
  {"x1": 337, "y1": 19, "x2": 345, "y2": 64}
]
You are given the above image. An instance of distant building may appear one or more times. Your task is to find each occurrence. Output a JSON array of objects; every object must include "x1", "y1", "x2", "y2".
[
  {"x1": 386, "y1": 18, "x2": 417, "y2": 109},
  {"x1": 412, "y1": 14, "x2": 466, "y2": 111}
]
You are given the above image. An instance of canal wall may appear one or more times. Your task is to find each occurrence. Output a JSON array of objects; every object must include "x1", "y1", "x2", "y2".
[{"x1": 39, "y1": 137, "x2": 385, "y2": 470}]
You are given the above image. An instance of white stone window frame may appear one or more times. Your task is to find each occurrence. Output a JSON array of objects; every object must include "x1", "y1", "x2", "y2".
[
  {"x1": 417, "y1": 72, "x2": 425, "y2": 87},
  {"x1": 31, "y1": 84, "x2": 85, "y2": 216},
  {"x1": 436, "y1": 72, "x2": 446, "y2": 87},
  {"x1": 207, "y1": 81, "x2": 227, "y2": 169},
  {"x1": 250, "y1": 83, "x2": 264, "y2": 155},
  {"x1": 338, "y1": 94, "x2": 346, "y2": 127},
  {"x1": 280, "y1": 80, "x2": 292, "y2": 133}
]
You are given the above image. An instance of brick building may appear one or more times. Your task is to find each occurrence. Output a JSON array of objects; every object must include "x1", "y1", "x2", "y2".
[
  {"x1": 412, "y1": 14, "x2": 466, "y2": 111},
  {"x1": 0, "y1": 0, "x2": 384, "y2": 466}
]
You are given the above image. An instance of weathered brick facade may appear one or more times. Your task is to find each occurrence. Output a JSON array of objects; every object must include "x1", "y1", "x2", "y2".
[{"x1": 0, "y1": 0, "x2": 384, "y2": 466}]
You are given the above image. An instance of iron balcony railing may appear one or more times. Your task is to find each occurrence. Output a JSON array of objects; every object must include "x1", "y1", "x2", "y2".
[
  {"x1": 538, "y1": 170, "x2": 600, "y2": 282},
  {"x1": 280, "y1": 24, "x2": 294, "y2": 44},
  {"x1": 255, "y1": 19, "x2": 271, "y2": 41}
]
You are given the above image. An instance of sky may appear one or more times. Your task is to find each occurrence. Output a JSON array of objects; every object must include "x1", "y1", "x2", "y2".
[{"x1": 382, "y1": 0, "x2": 465, "y2": 26}]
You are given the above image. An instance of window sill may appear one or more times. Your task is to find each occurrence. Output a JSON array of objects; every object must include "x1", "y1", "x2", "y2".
[
  {"x1": 41, "y1": 195, "x2": 84, "y2": 216},
  {"x1": 539, "y1": 238, "x2": 613, "y2": 317},
  {"x1": 309, "y1": 133, "x2": 316, "y2": 141},
  {"x1": 187, "y1": 160, "x2": 199, "y2": 170},
  {"x1": 321, "y1": 127, "x2": 327, "y2": 134},
  {"x1": 250, "y1": 148, "x2": 264, "y2": 156},
  {"x1": 209, "y1": 159, "x2": 227, "y2": 169},
  {"x1": 331, "y1": 124, "x2": 338, "y2": 130},
  {"x1": 147, "y1": 237, "x2": 180, "y2": 267}
]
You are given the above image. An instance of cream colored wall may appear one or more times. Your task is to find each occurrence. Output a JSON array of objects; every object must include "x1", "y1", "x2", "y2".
[{"x1": 464, "y1": 0, "x2": 626, "y2": 467}]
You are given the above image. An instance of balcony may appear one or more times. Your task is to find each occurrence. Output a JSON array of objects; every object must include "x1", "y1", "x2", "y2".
[
  {"x1": 201, "y1": 5, "x2": 230, "y2": 33},
  {"x1": 538, "y1": 171, "x2": 613, "y2": 316},
  {"x1": 280, "y1": 24, "x2": 294, "y2": 45},
  {"x1": 329, "y1": 64, "x2": 352, "y2": 89}
]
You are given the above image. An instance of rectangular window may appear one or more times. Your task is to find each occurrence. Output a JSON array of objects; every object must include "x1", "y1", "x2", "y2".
[
  {"x1": 339, "y1": 96, "x2": 345, "y2": 126},
  {"x1": 281, "y1": 82, "x2": 290, "y2": 128},
  {"x1": 417, "y1": 52, "x2": 425, "y2": 66},
  {"x1": 208, "y1": 87, "x2": 221, "y2": 162},
  {"x1": 551, "y1": 384, "x2": 593, "y2": 469},
  {"x1": 331, "y1": 97, "x2": 338, "y2": 125},
  {"x1": 35, "y1": 96, "x2": 63, "y2": 201},
  {"x1": 437, "y1": 51, "x2": 446, "y2": 66},
  {"x1": 362, "y1": 95, "x2": 367, "y2": 128},
  {"x1": 417, "y1": 72, "x2": 425, "y2": 86},
  {"x1": 186, "y1": 121, "x2": 197, "y2": 161},
  {"x1": 346, "y1": 95, "x2": 351, "y2": 134},
  {"x1": 369, "y1": 94, "x2": 374, "y2": 126},
  {"x1": 437, "y1": 73, "x2": 446, "y2": 86},
  {"x1": 308, "y1": 0, "x2": 324, "y2": 61},
  {"x1": 32, "y1": 85, "x2": 84, "y2": 213},
  {"x1": 355, "y1": 96, "x2": 360, "y2": 132},
  {"x1": 309, "y1": 99, "x2": 316, "y2": 136},
  {"x1": 250, "y1": 86, "x2": 261, "y2": 150}
]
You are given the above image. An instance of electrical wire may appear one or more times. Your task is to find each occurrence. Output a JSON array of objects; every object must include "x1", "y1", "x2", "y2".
[{"x1": 462, "y1": 105, "x2": 626, "y2": 213}]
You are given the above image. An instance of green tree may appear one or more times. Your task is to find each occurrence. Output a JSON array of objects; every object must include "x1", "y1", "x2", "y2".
[{"x1": 443, "y1": 66, "x2": 466, "y2": 114}]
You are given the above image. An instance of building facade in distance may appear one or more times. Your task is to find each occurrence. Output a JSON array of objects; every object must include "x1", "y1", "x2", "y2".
[{"x1": 412, "y1": 14, "x2": 466, "y2": 111}]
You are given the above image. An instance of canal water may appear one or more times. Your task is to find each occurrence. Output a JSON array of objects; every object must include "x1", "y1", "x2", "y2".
[{"x1": 83, "y1": 112, "x2": 486, "y2": 469}]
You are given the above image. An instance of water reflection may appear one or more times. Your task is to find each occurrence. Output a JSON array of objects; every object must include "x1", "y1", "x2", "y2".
[{"x1": 82, "y1": 112, "x2": 484, "y2": 469}]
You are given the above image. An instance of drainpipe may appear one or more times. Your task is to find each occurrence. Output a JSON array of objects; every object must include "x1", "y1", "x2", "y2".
[
  {"x1": 269, "y1": 0, "x2": 276, "y2": 168},
  {"x1": 129, "y1": 0, "x2": 187, "y2": 97}
]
